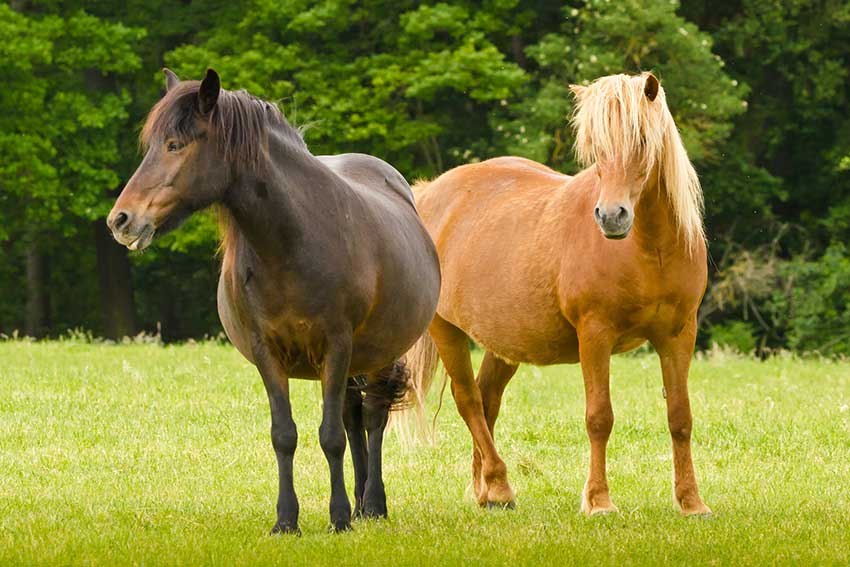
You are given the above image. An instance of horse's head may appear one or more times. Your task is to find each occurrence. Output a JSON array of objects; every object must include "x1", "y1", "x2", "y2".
[
  {"x1": 108, "y1": 69, "x2": 227, "y2": 251},
  {"x1": 570, "y1": 72, "x2": 667, "y2": 240}
]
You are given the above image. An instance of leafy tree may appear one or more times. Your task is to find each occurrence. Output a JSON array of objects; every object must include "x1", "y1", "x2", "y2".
[
  {"x1": 0, "y1": 4, "x2": 143, "y2": 336},
  {"x1": 164, "y1": 0, "x2": 529, "y2": 177}
]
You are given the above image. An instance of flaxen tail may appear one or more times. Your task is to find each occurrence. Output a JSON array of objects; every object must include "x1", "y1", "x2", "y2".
[{"x1": 388, "y1": 331, "x2": 442, "y2": 446}]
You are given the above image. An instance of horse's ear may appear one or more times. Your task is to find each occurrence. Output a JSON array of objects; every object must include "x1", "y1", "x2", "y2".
[
  {"x1": 644, "y1": 73, "x2": 660, "y2": 102},
  {"x1": 163, "y1": 68, "x2": 180, "y2": 92},
  {"x1": 569, "y1": 84, "x2": 586, "y2": 100},
  {"x1": 198, "y1": 68, "x2": 221, "y2": 114}
]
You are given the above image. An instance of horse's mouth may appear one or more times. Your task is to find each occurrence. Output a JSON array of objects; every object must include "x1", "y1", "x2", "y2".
[{"x1": 126, "y1": 225, "x2": 155, "y2": 251}]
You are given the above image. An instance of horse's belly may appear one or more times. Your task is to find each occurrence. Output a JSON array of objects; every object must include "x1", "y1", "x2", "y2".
[{"x1": 449, "y1": 307, "x2": 579, "y2": 366}]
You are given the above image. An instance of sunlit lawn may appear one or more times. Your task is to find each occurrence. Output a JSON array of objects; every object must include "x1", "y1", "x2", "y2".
[{"x1": 1, "y1": 340, "x2": 848, "y2": 565}]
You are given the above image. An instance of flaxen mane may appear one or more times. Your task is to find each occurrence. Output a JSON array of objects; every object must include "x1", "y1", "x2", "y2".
[{"x1": 571, "y1": 72, "x2": 705, "y2": 249}]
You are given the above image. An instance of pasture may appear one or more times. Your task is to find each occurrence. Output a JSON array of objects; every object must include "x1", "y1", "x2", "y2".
[{"x1": 1, "y1": 340, "x2": 848, "y2": 566}]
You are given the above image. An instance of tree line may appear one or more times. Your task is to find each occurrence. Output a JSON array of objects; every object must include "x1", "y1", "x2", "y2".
[{"x1": 1, "y1": 0, "x2": 849, "y2": 354}]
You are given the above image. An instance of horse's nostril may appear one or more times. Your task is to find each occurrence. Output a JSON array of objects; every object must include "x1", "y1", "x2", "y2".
[
  {"x1": 112, "y1": 211, "x2": 130, "y2": 231},
  {"x1": 616, "y1": 207, "x2": 629, "y2": 221},
  {"x1": 594, "y1": 207, "x2": 602, "y2": 220}
]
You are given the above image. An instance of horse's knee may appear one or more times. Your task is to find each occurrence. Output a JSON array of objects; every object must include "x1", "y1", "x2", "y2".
[
  {"x1": 586, "y1": 407, "x2": 614, "y2": 441},
  {"x1": 668, "y1": 419, "x2": 692, "y2": 443},
  {"x1": 319, "y1": 421, "x2": 346, "y2": 458},
  {"x1": 271, "y1": 422, "x2": 298, "y2": 455}
]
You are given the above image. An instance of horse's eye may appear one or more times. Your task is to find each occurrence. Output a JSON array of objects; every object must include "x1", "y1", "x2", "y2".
[{"x1": 166, "y1": 140, "x2": 183, "y2": 152}]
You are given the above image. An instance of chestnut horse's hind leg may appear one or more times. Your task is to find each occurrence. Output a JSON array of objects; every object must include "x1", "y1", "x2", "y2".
[
  {"x1": 473, "y1": 352, "x2": 519, "y2": 496},
  {"x1": 653, "y1": 321, "x2": 711, "y2": 516},
  {"x1": 577, "y1": 323, "x2": 618, "y2": 515},
  {"x1": 254, "y1": 346, "x2": 300, "y2": 535},
  {"x1": 343, "y1": 376, "x2": 368, "y2": 518},
  {"x1": 429, "y1": 316, "x2": 515, "y2": 507},
  {"x1": 319, "y1": 340, "x2": 354, "y2": 532}
]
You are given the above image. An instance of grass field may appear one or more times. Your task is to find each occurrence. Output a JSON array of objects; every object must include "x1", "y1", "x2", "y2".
[{"x1": 1, "y1": 340, "x2": 848, "y2": 566}]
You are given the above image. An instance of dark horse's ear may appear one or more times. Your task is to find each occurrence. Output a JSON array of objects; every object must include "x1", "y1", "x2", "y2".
[
  {"x1": 198, "y1": 68, "x2": 221, "y2": 115},
  {"x1": 644, "y1": 73, "x2": 660, "y2": 102},
  {"x1": 163, "y1": 68, "x2": 180, "y2": 92}
]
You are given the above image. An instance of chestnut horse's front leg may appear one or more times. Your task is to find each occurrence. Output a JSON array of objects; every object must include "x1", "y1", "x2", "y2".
[
  {"x1": 254, "y1": 344, "x2": 300, "y2": 535},
  {"x1": 319, "y1": 339, "x2": 354, "y2": 532},
  {"x1": 577, "y1": 322, "x2": 618, "y2": 515},
  {"x1": 653, "y1": 320, "x2": 711, "y2": 516}
]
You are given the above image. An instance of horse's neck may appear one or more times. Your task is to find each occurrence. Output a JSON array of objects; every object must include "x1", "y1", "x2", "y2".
[
  {"x1": 633, "y1": 175, "x2": 687, "y2": 259},
  {"x1": 222, "y1": 125, "x2": 346, "y2": 262}
]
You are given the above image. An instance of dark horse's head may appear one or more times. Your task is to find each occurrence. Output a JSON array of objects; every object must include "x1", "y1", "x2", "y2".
[{"x1": 108, "y1": 68, "x2": 279, "y2": 251}]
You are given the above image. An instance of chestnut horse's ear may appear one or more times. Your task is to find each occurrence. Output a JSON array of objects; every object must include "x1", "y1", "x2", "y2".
[
  {"x1": 163, "y1": 68, "x2": 180, "y2": 92},
  {"x1": 569, "y1": 84, "x2": 586, "y2": 100},
  {"x1": 198, "y1": 68, "x2": 221, "y2": 114},
  {"x1": 644, "y1": 73, "x2": 660, "y2": 102}
]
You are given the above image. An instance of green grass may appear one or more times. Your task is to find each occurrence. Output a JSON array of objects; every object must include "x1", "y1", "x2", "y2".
[{"x1": 1, "y1": 341, "x2": 849, "y2": 566}]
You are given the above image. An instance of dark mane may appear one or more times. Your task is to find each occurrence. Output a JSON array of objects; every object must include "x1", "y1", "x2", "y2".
[{"x1": 140, "y1": 81, "x2": 308, "y2": 172}]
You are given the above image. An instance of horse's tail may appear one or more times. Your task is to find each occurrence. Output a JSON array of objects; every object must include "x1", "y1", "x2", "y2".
[
  {"x1": 388, "y1": 331, "x2": 442, "y2": 446},
  {"x1": 356, "y1": 360, "x2": 411, "y2": 420}
]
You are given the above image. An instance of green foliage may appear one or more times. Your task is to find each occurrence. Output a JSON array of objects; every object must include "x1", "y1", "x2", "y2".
[
  {"x1": 496, "y1": 0, "x2": 746, "y2": 169},
  {"x1": 708, "y1": 320, "x2": 757, "y2": 354},
  {"x1": 0, "y1": 6, "x2": 143, "y2": 235},
  {"x1": 1, "y1": 1, "x2": 849, "y2": 349},
  {"x1": 769, "y1": 244, "x2": 850, "y2": 356},
  {"x1": 165, "y1": 0, "x2": 528, "y2": 176}
]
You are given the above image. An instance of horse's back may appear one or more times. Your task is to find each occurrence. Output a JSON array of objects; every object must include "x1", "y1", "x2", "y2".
[
  {"x1": 415, "y1": 157, "x2": 584, "y2": 365},
  {"x1": 318, "y1": 153, "x2": 416, "y2": 208}
]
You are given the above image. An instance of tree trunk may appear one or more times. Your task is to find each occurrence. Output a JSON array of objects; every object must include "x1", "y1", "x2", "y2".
[
  {"x1": 25, "y1": 240, "x2": 50, "y2": 338},
  {"x1": 511, "y1": 35, "x2": 528, "y2": 69},
  {"x1": 94, "y1": 219, "x2": 137, "y2": 339}
]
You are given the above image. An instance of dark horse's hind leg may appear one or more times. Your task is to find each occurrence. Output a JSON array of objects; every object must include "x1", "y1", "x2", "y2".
[
  {"x1": 344, "y1": 376, "x2": 368, "y2": 518},
  {"x1": 254, "y1": 345, "x2": 300, "y2": 535},
  {"x1": 361, "y1": 360, "x2": 409, "y2": 518}
]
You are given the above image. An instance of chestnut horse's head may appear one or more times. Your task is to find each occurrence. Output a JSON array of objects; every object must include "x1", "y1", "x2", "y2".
[{"x1": 570, "y1": 72, "x2": 704, "y2": 247}]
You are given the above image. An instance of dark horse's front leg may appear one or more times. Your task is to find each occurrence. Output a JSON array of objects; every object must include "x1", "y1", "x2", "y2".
[
  {"x1": 319, "y1": 340, "x2": 354, "y2": 532},
  {"x1": 343, "y1": 376, "x2": 368, "y2": 518},
  {"x1": 254, "y1": 345, "x2": 300, "y2": 535}
]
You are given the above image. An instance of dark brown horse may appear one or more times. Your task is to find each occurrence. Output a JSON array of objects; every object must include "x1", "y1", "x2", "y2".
[{"x1": 107, "y1": 69, "x2": 440, "y2": 533}]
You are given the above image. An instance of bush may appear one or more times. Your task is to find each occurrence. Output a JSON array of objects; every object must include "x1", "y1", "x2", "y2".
[
  {"x1": 708, "y1": 321, "x2": 757, "y2": 354},
  {"x1": 768, "y1": 244, "x2": 850, "y2": 356}
]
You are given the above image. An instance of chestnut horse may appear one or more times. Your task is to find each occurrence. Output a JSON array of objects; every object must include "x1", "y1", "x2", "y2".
[
  {"x1": 107, "y1": 69, "x2": 440, "y2": 533},
  {"x1": 406, "y1": 72, "x2": 710, "y2": 516}
]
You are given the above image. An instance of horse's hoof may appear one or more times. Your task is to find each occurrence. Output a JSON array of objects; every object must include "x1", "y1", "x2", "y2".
[
  {"x1": 329, "y1": 519, "x2": 353, "y2": 533},
  {"x1": 587, "y1": 505, "x2": 618, "y2": 516},
  {"x1": 270, "y1": 522, "x2": 301, "y2": 536},
  {"x1": 486, "y1": 500, "x2": 516, "y2": 510},
  {"x1": 362, "y1": 506, "x2": 388, "y2": 519},
  {"x1": 582, "y1": 497, "x2": 619, "y2": 516},
  {"x1": 681, "y1": 504, "x2": 713, "y2": 518}
]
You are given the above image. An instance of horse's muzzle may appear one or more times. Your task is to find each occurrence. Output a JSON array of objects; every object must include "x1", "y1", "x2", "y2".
[
  {"x1": 107, "y1": 210, "x2": 156, "y2": 251},
  {"x1": 594, "y1": 204, "x2": 633, "y2": 240}
]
